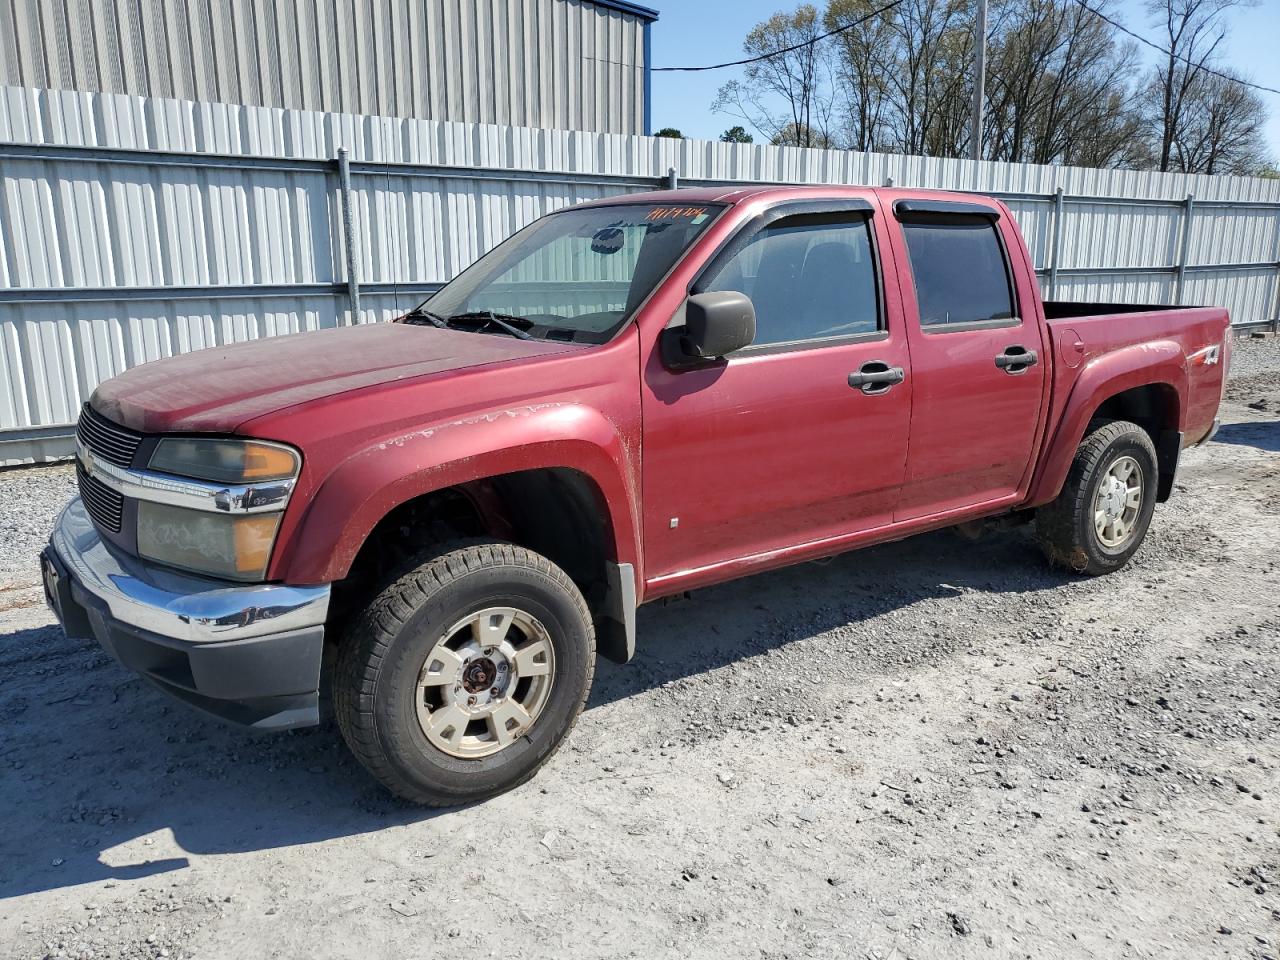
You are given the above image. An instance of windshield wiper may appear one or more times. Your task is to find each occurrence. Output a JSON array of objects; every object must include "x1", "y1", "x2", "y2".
[
  {"x1": 446, "y1": 310, "x2": 534, "y2": 340},
  {"x1": 399, "y1": 307, "x2": 448, "y2": 328}
]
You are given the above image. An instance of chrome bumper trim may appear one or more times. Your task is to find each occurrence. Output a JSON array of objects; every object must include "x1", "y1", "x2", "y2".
[
  {"x1": 77, "y1": 440, "x2": 295, "y2": 514},
  {"x1": 49, "y1": 498, "x2": 329, "y2": 644}
]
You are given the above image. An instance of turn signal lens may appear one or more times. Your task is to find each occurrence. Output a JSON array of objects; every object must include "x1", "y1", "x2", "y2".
[
  {"x1": 241, "y1": 442, "x2": 301, "y2": 480},
  {"x1": 233, "y1": 514, "x2": 281, "y2": 575}
]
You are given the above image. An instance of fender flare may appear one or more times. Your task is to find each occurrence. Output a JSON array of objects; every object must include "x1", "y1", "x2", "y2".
[
  {"x1": 1026, "y1": 340, "x2": 1187, "y2": 507},
  {"x1": 275, "y1": 402, "x2": 641, "y2": 585}
]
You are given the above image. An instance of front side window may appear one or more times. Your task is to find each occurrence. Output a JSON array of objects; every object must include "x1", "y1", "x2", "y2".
[
  {"x1": 900, "y1": 217, "x2": 1015, "y2": 327},
  {"x1": 420, "y1": 203, "x2": 720, "y2": 343},
  {"x1": 699, "y1": 214, "x2": 880, "y2": 348}
]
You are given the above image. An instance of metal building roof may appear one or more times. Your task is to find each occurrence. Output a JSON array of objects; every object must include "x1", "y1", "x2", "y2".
[{"x1": 586, "y1": 0, "x2": 660, "y2": 20}]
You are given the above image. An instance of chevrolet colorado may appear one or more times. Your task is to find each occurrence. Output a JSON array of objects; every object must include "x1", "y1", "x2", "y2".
[{"x1": 43, "y1": 186, "x2": 1230, "y2": 805}]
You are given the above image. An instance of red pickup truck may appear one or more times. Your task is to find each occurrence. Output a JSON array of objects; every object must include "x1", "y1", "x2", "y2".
[{"x1": 43, "y1": 186, "x2": 1229, "y2": 805}]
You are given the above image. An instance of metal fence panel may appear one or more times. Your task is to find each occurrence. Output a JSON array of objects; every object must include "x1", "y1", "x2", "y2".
[
  {"x1": 1188, "y1": 205, "x2": 1280, "y2": 267},
  {"x1": 1183, "y1": 269, "x2": 1279, "y2": 327},
  {"x1": 2, "y1": 83, "x2": 1280, "y2": 464},
  {"x1": 1053, "y1": 273, "x2": 1177, "y2": 307},
  {"x1": 1057, "y1": 200, "x2": 1184, "y2": 272},
  {"x1": 1002, "y1": 198, "x2": 1052, "y2": 268}
]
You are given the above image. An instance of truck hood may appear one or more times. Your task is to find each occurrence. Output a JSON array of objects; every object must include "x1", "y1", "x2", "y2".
[{"x1": 90, "y1": 322, "x2": 582, "y2": 433}]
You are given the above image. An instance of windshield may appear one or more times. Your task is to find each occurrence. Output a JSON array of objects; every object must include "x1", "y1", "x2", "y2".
[{"x1": 416, "y1": 202, "x2": 723, "y2": 343}]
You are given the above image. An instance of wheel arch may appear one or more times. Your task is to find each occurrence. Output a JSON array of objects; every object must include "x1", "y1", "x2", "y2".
[
  {"x1": 273, "y1": 404, "x2": 641, "y2": 662},
  {"x1": 276, "y1": 404, "x2": 639, "y2": 581},
  {"x1": 1028, "y1": 341, "x2": 1187, "y2": 507}
]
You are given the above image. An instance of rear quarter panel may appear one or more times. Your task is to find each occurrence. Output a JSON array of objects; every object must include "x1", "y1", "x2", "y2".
[{"x1": 1028, "y1": 305, "x2": 1229, "y2": 506}]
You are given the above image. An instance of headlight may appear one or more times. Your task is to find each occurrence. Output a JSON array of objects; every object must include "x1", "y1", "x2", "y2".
[
  {"x1": 149, "y1": 438, "x2": 299, "y2": 483},
  {"x1": 137, "y1": 502, "x2": 282, "y2": 581},
  {"x1": 138, "y1": 438, "x2": 301, "y2": 581}
]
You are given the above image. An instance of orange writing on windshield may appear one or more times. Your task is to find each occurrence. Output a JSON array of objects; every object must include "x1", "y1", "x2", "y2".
[{"x1": 646, "y1": 207, "x2": 708, "y2": 221}]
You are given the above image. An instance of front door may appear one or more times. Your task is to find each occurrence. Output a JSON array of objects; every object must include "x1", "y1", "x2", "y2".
[
  {"x1": 886, "y1": 200, "x2": 1048, "y2": 520},
  {"x1": 641, "y1": 203, "x2": 912, "y2": 586}
]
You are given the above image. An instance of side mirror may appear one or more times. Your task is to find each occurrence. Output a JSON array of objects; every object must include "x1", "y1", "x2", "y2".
[{"x1": 675, "y1": 291, "x2": 756, "y2": 363}]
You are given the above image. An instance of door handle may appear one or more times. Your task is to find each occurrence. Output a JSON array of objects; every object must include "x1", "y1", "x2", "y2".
[
  {"x1": 848, "y1": 360, "x2": 905, "y2": 394},
  {"x1": 994, "y1": 345, "x2": 1038, "y2": 374}
]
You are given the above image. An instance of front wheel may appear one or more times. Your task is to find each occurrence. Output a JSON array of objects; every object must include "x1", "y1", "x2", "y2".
[
  {"x1": 1036, "y1": 420, "x2": 1159, "y2": 576},
  {"x1": 334, "y1": 541, "x2": 595, "y2": 806}
]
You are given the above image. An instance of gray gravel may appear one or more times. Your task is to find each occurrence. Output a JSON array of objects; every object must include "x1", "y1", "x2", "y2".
[
  {"x1": 1229, "y1": 330, "x2": 1280, "y2": 379},
  {"x1": 0, "y1": 463, "x2": 74, "y2": 588}
]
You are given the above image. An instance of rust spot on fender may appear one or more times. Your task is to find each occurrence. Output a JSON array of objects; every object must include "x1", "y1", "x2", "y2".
[{"x1": 375, "y1": 403, "x2": 570, "y2": 451}]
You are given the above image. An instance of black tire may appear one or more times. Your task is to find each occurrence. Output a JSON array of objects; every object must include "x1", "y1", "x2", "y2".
[
  {"x1": 1036, "y1": 420, "x2": 1159, "y2": 576},
  {"x1": 334, "y1": 540, "x2": 595, "y2": 806}
]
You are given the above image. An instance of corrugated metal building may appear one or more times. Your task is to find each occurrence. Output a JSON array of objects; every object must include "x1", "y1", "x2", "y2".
[{"x1": 0, "y1": 0, "x2": 658, "y2": 135}]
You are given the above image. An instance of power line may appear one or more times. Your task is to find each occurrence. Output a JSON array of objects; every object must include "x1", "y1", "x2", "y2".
[
  {"x1": 651, "y1": 0, "x2": 906, "y2": 73},
  {"x1": 652, "y1": 0, "x2": 1280, "y2": 100},
  {"x1": 1073, "y1": 0, "x2": 1280, "y2": 97}
]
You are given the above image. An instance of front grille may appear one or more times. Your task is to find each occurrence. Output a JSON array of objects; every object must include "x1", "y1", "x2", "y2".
[
  {"x1": 77, "y1": 464, "x2": 124, "y2": 533},
  {"x1": 76, "y1": 404, "x2": 142, "y2": 468}
]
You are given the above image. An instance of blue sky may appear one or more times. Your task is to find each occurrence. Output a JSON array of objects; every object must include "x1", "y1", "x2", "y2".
[{"x1": 647, "y1": 0, "x2": 1280, "y2": 163}]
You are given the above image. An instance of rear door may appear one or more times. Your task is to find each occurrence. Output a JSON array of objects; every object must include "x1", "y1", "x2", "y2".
[
  {"x1": 640, "y1": 200, "x2": 912, "y2": 585},
  {"x1": 886, "y1": 198, "x2": 1048, "y2": 520}
]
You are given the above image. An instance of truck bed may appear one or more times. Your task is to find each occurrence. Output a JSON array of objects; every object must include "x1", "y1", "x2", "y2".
[
  {"x1": 1037, "y1": 301, "x2": 1230, "y2": 472},
  {"x1": 1042, "y1": 300, "x2": 1189, "y2": 320}
]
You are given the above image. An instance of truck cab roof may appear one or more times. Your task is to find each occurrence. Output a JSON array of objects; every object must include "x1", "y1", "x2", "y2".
[{"x1": 577, "y1": 184, "x2": 999, "y2": 211}]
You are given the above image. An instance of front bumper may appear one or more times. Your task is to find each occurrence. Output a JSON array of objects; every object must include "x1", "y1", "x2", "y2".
[{"x1": 43, "y1": 498, "x2": 331, "y2": 730}]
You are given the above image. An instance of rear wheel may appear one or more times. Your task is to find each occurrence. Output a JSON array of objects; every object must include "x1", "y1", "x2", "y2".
[
  {"x1": 1036, "y1": 420, "x2": 1159, "y2": 576},
  {"x1": 334, "y1": 541, "x2": 595, "y2": 806}
]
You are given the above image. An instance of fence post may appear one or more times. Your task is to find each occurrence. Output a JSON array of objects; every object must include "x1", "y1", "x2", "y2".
[
  {"x1": 1272, "y1": 264, "x2": 1280, "y2": 335},
  {"x1": 1048, "y1": 187, "x2": 1065, "y2": 300},
  {"x1": 1174, "y1": 193, "x2": 1195, "y2": 305},
  {"x1": 1272, "y1": 228, "x2": 1280, "y2": 335},
  {"x1": 337, "y1": 147, "x2": 361, "y2": 325},
  {"x1": 666, "y1": 166, "x2": 678, "y2": 190}
]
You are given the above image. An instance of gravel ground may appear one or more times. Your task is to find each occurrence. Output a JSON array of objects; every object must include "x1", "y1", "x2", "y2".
[
  {"x1": 1228, "y1": 330, "x2": 1280, "y2": 380},
  {"x1": 0, "y1": 464, "x2": 74, "y2": 591},
  {"x1": 1, "y1": 337, "x2": 1278, "y2": 960}
]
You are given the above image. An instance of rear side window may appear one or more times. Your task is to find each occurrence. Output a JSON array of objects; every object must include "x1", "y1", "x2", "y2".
[
  {"x1": 901, "y1": 218, "x2": 1015, "y2": 328},
  {"x1": 700, "y1": 214, "x2": 880, "y2": 348}
]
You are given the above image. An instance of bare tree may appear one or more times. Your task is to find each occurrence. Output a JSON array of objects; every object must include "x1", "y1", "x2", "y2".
[
  {"x1": 712, "y1": 6, "x2": 838, "y2": 149},
  {"x1": 824, "y1": 0, "x2": 897, "y2": 151},
  {"x1": 1060, "y1": 87, "x2": 1152, "y2": 169},
  {"x1": 711, "y1": 0, "x2": 1270, "y2": 176},
  {"x1": 771, "y1": 121, "x2": 838, "y2": 146},
  {"x1": 821, "y1": 0, "x2": 978, "y2": 157},
  {"x1": 983, "y1": 0, "x2": 1142, "y2": 166},
  {"x1": 1168, "y1": 70, "x2": 1271, "y2": 174},
  {"x1": 1143, "y1": 0, "x2": 1254, "y2": 172},
  {"x1": 880, "y1": 0, "x2": 975, "y2": 157}
]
